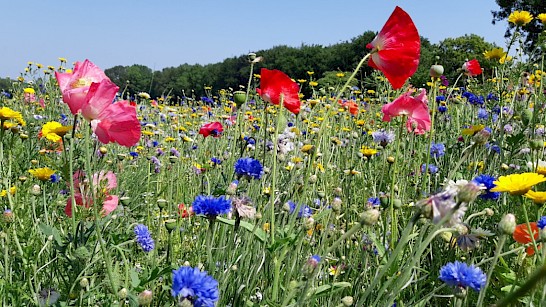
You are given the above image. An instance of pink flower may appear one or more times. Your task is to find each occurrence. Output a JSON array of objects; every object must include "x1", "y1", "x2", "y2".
[
  {"x1": 463, "y1": 59, "x2": 483, "y2": 77},
  {"x1": 65, "y1": 170, "x2": 119, "y2": 217},
  {"x1": 55, "y1": 59, "x2": 110, "y2": 115},
  {"x1": 367, "y1": 6, "x2": 421, "y2": 89},
  {"x1": 381, "y1": 89, "x2": 431, "y2": 135}
]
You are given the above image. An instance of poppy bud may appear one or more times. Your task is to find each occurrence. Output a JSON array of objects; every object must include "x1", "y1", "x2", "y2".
[
  {"x1": 430, "y1": 65, "x2": 444, "y2": 78},
  {"x1": 31, "y1": 184, "x2": 41, "y2": 195},
  {"x1": 165, "y1": 219, "x2": 177, "y2": 232},
  {"x1": 157, "y1": 199, "x2": 167, "y2": 209},
  {"x1": 498, "y1": 214, "x2": 516, "y2": 235},
  {"x1": 233, "y1": 90, "x2": 246, "y2": 107},
  {"x1": 247, "y1": 52, "x2": 257, "y2": 61}
]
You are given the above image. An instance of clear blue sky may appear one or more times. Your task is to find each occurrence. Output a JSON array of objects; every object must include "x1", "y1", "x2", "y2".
[{"x1": 2, "y1": 0, "x2": 508, "y2": 79}]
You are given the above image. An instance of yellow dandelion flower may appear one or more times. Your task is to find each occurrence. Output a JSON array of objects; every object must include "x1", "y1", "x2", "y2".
[
  {"x1": 182, "y1": 136, "x2": 193, "y2": 142},
  {"x1": 537, "y1": 13, "x2": 546, "y2": 24},
  {"x1": 525, "y1": 190, "x2": 546, "y2": 204},
  {"x1": 491, "y1": 172, "x2": 546, "y2": 196},
  {"x1": 508, "y1": 10, "x2": 533, "y2": 26},
  {"x1": 336, "y1": 73, "x2": 345, "y2": 78},
  {"x1": 315, "y1": 162, "x2": 325, "y2": 173},
  {"x1": 23, "y1": 88, "x2": 35, "y2": 94},
  {"x1": 41, "y1": 121, "x2": 72, "y2": 142},
  {"x1": 29, "y1": 167, "x2": 56, "y2": 181},
  {"x1": 301, "y1": 144, "x2": 314, "y2": 154},
  {"x1": 164, "y1": 137, "x2": 176, "y2": 142},
  {"x1": 483, "y1": 48, "x2": 507, "y2": 61},
  {"x1": 309, "y1": 81, "x2": 318, "y2": 87},
  {"x1": 359, "y1": 146, "x2": 378, "y2": 157}
]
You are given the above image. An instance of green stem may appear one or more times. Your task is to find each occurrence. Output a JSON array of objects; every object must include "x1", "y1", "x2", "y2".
[
  {"x1": 477, "y1": 235, "x2": 506, "y2": 305},
  {"x1": 388, "y1": 116, "x2": 405, "y2": 248},
  {"x1": 206, "y1": 216, "x2": 216, "y2": 273},
  {"x1": 496, "y1": 262, "x2": 546, "y2": 307},
  {"x1": 269, "y1": 99, "x2": 285, "y2": 245}
]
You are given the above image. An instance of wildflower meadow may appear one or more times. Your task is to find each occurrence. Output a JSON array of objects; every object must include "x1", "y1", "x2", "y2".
[{"x1": 3, "y1": 5, "x2": 546, "y2": 307}]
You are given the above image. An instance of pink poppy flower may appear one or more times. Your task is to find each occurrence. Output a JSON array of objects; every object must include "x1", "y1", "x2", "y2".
[
  {"x1": 199, "y1": 121, "x2": 223, "y2": 137},
  {"x1": 65, "y1": 170, "x2": 119, "y2": 217},
  {"x1": 366, "y1": 6, "x2": 420, "y2": 89},
  {"x1": 463, "y1": 59, "x2": 483, "y2": 77},
  {"x1": 256, "y1": 68, "x2": 301, "y2": 115},
  {"x1": 381, "y1": 89, "x2": 431, "y2": 135},
  {"x1": 55, "y1": 59, "x2": 110, "y2": 115}
]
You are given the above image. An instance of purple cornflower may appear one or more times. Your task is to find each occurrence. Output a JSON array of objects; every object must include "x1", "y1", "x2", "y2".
[
  {"x1": 372, "y1": 130, "x2": 395, "y2": 147},
  {"x1": 430, "y1": 142, "x2": 445, "y2": 158},
  {"x1": 287, "y1": 201, "x2": 313, "y2": 218},
  {"x1": 477, "y1": 108, "x2": 488, "y2": 120}
]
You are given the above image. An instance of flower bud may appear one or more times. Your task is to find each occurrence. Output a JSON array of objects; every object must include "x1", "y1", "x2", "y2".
[
  {"x1": 157, "y1": 199, "x2": 167, "y2": 209},
  {"x1": 169, "y1": 155, "x2": 178, "y2": 163},
  {"x1": 472, "y1": 129, "x2": 490, "y2": 145},
  {"x1": 333, "y1": 187, "x2": 343, "y2": 196},
  {"x1": 31, "y1": 184, "x2": 41, "y2": 195},
  {"x1": 457, "y1": 182, "x2": 482, "y2": 203},
  {"x1": 530, "y1": 139, "x2": 543, "y2": 150},
  {"x1": 2, "y1": 209, "x2": 14, "y2": 223},
  {"x1": 522, "y1": 109, "x2": 533, "y2": 127},
  {"x1": 233, "y1": 91, "x2": 247, "y2": 107},
  {"x1": 226, "y1": 180, "x2": 238, "y2": 195},
  {"x1": 99, "y1": 146, "x2": 108, "y2": 155},
  {"x1": 387, "y1": 156, "x2": 395, "y2": 164},
  {"x1": 138, "y1": 290, "x2": 153, "y2": 306},
  {"x1": 79, "y1": 277, "x2": 89, "y2": 289},
  {"x1": 308, "y1": 174, "x2": 318, "y2": 184},
  {"x1": 118, "y1": 288, "x2": 128, "y2": 299},
  {"x1": 360, "y1": 209, "x2": 380, "y2": 226},
  {"x1": 430, "y1": 65, "x2": 444, "y2": 78},
  {"x1": 498, "y1": 213, "x2": 516, "y2": 235},
  {"x1": 331, "y1": 197, "x2": 342, "y2": 213},
  {"x1": 304, "y1": 217, "x2": 315, "y2": 230},
  {"x1": 341, "y1": 296, "x2": 354, "y2": 306}
]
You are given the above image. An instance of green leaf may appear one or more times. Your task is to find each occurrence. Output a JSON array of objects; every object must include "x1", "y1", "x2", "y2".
[
  {"x1": 216, "y1": 216, "x2": 266, "y2": 242},
  {"x1": 38, "y1": 223, "x2": 63, "y2": 246},
  {"x1": 310, "y1": 282, "x2": 352, "y2": 298},
  {"x1": 130, "y1": 269, "x2": 140, "y2": 288}
]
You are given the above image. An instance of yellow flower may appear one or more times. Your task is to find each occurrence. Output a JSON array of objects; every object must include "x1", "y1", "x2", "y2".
[
  {"x1": 29, "y1": 167, "x2": 56, "y2": 181},
  {"x1": 0, "y1": 107, "x2": 25, "y2": 126},
  {"x1": 499, "y1": 55, "x2": 512, "y2": 64},
  {"x1": 301, "y1": 144, "x2": 314, "y2": 154},
  {"x1": 525, "y1": 190, "x2": 546, "y2": 204},
  {"x1": 359, "y1": 146, "x2": 378, "y2": 157},
  {"x1": 23, "y1": 88, "x2": 35, "y2": 94},
  {"x1": 307, "y1": 71, "x2": 314, "y2": 75},
  {"x1": 462, "y1": 124, "x2": 485, "y2": 136},
  {"x1": 336, "y1": 73, "x2": 345, "y2": 78},
  {"x1": 483, "y1": 48, "x2": 507, "y2": 61},
  {"x1": 538, "y1": 13, "x2": 546, "y2": 24},
  {"x1": 58, "y1": 57, "x2": 67, "y2": 63},
  {"x1": 297, "y1": 79, "x2": 307, "y2": 83},
  {"x1": 309, "y1": 81, "x2": 318, "y2": 87},
  {"x1": 164, "y1": 137, "x2": 176, "y2": 142},
  {"x1": 491, "y1": 173, "x2": 546, "y2": 196},
  {"x1": 508, "y1": 10, "x2": 533, "y2": 26},
  {"x1": 41, "y1": 121, "x2": 72, "y2": 142}
]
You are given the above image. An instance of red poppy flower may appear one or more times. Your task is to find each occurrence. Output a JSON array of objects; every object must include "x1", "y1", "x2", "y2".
[
  {"x1": 199, "y1": 121, "x2": 223, "y2": 138},
  {"x1": 462, "y1": 59, "x2": 483, "y2": 77},
  {"x1": 381, "y1": 89, "x2": 431, "y2": 135},
  {"x1": 366, "y1": 6, "x2": 420, "y2": 89},
  {"x1": 513, "y1": 222, "x2": 540, "y2": 255},
  {"x1": 256, "y1": 68, "x2": 301, "y2": 115},
  {"x1": 178, "y1": 203, "x2": 194, "y2": 218}
]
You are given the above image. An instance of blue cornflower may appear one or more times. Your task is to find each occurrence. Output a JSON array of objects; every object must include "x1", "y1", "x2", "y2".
[
  {"x1": 538, "y1": 216, "x2": 546, "y2": 229},
  {"x1": 486, "y1": 143, "x2": 500, "y2": 154},
  {"x1": 372, "y1": 130, "x2": 395, "y2": 146},
  {"x1": 436, "y1": 95, "x2": 446, "y2": 102},
  {"x1": 487, "y1": 93, "x2": 499, "y2": 101},
  {"x1": 287, "y1": 201, "x2": 313, "y2": 218},
  {"x1": 477, "y1": 108, "x2": 488, "y2": 120},
  {"x1": 129, "y1": 151, "x2": 139, "y2": 158},
  {"x1": 50, "y1": 174, "x2": 60, "y2": 183},
  {"x1": 171, "y1": 266, "x2": 219, "y2": 307},
  {"x1": 439, "y1": 261, "x2": 486, "y2": 291},
  {"x1": 367, "y1": 197, "x2": 380, "y2": 207},
  {"x1": 134, "y1": 224, "x2": 155, "y2": 252},
  {"x1": 201, "y1": 96, "x2": 214, "y2": 105},
  {"x1": 210, "y1": 157, "x2": 222, "y2": 165},
  {"x1": 234, "y1": 157, "x2": 263, "y2": 180},
  {"x1": 421, "y1": 164, "x2": 439, "y2": 174},
  {"x1": 472, "y1": 174, "x2": 500, "y2": 200},
  {"x1": 430, "y1": 142, "x2": 445, "y2": 158},
  {"x1": 192, "y1": 195, "x2": 231, "y2": 217},
  {"x1": 438, "y1": 105, "x2": 447, "y2": 113}
]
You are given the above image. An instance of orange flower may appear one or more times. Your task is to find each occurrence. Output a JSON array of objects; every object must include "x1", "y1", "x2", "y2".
[{"x1": 513, "y1": 222, "x2": 540, "y2": 255}]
